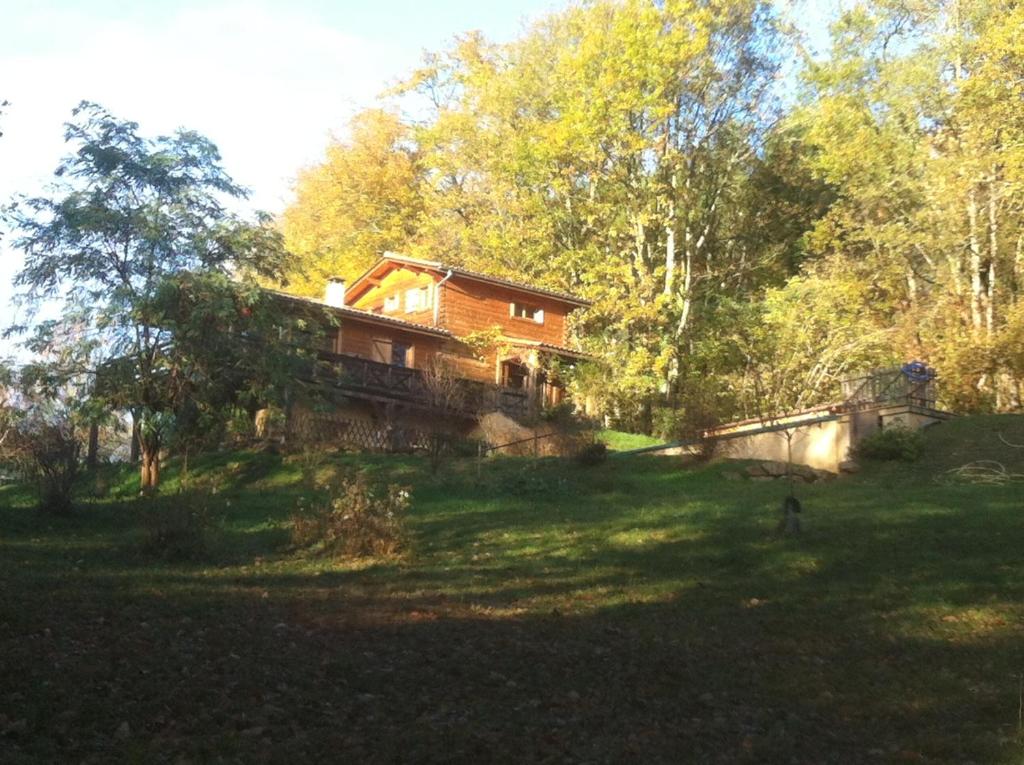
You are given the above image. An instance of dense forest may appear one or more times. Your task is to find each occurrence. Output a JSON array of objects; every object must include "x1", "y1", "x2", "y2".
[{"x1": 279, "y1": 0, "x2": 1024, "y2": 435}]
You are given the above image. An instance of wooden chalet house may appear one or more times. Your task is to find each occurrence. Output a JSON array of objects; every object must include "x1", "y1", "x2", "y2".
[{"x1": 273, "y1": 253, "x2": 589, "y2": 432}]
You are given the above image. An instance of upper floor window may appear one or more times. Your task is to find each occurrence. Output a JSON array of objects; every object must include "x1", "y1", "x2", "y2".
[
  {"x1": 511, "y1": 302, "x2": 544, "y2": 324},
  {"x1": 383, "y1": 294, "x2": 400, "y2": 313},
  {"x1": 405, "y1": 286, "x2": 431, "y2": 313}
]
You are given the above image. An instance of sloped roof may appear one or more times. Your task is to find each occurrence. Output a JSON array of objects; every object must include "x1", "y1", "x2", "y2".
[
  {"x1": 266, "y1": 289, "x2": 453, "y2": 338},
  {"x1": 501, "y1": 336, "x2": 591, "y2": 359},
  {"x1": 347, "y1": 253, "x2": 591, "y2": 307}
]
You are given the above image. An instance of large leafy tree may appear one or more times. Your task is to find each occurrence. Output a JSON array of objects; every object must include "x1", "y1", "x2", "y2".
[
  {"x1": 796, "y1": 0, "x2": 1024, "y2": 410},
  {"x1": 409, "y1": 0, "x2": 791, "y2": 408},
  {"x1": 280, "y1": 108, "x2": 425, "y2": 295},
  {"x1": 5, "y1": 102, "x2": 295, "y2": 489},
  {"x1": 287, "y1": 0, "x2": 802, "y2": 428}
]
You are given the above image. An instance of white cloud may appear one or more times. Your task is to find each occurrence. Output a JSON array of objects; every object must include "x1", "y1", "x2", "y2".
[{"x1": 0, "y1": 1, "x2": 412, "y2": 355}]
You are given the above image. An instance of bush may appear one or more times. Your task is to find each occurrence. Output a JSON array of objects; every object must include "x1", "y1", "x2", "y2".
[
  {"x1": 139, "y1": 488, "x2": 218, "y2": 561},
  {"x1": 8, "y1": 416, "x2": 81, "y2": 514},
  {"x1": 290, "y1": 467, "x2": 410, "y2": 558},
  {"x1": 651, "y1": 401, "x2": 721, "y2": 460},
  {"x1": 574, "y1": 441, "x2": 608, "y2": 466},
  {"x1": 539, "y1": 402, "x2": 577, "y2": 425},
  {"x1": 450, "y1": 437, "x2": 485, "y2": 458},
  {"x1": 853, "y1": 425, "x2": 926, "y2": 462}
]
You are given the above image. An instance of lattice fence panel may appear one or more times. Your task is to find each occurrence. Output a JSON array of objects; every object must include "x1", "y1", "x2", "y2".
[{"x1": 288, "y1": 411, "x2": 438, "y2": 453}]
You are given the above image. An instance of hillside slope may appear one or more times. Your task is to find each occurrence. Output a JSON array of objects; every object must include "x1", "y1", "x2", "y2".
[
  {"x1": 862, "y1": 413, "x2": 1024, "y2": 481},
  {"x1": 1, "y1": 417, "x2": 1023, "y2": 763}
]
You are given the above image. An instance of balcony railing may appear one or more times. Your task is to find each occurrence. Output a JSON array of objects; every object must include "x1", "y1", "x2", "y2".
[
  {"x1": 305, "y1": 351, "x2": 530, "y2": 419},
  {"x1": 841, "y1": 367, "x2": 937, "y2": 410}
]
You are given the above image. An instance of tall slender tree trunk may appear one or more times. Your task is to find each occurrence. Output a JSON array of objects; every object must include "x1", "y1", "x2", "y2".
[
  {"x1": 967, "y1": 186, "x2": 986, "y2": 334},
  {"x1": 86, "y1": 421, "x2": 99, "y2": 471},
  {"x1": 1014, "y1": 233, "x2": 1024, "y2": 301},
  {"x1": 986, "y1": 176, "x2": 998, "y2": 335},
  {"x1": 664, "y1": 214, "x2": 676, "y2": 295},
  {"x1": 129, "y1": 413, "x2": 140, "y2": 463},
  {"x1": 678, "y1": 245, "x2": 693, "y2": 336}
]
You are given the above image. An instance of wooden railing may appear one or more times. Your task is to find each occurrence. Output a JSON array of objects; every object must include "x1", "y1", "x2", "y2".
[
  {"x1": 841, "y1": 368, "x2": 937, "y2": 410},
  {"x1": 304, "y1": 351, "x2": 530, "y2": 419}
]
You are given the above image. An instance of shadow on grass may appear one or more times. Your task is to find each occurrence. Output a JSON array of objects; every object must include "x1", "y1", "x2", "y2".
[{"x1": 1, "y1": 454, "x2": 1023, "y2": 762}]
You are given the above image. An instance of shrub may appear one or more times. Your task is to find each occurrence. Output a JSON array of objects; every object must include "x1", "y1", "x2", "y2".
[
  {"x1": 139, "y1": 487, "x2": 218, "y2": 561},
  {"x1": 290, "y1": 468, "x2": 410, "y2": 558},
  {"x1": 539, "y1": 402, "x2": 577, "y2": 425},
  {"x1": 652, "y1": 402, "x2": 720, "y2": 460},
  {"x1": 451, "y1": 437, "x2": 485, "y2": 458},
  {"x1": 8, "y1": 416, "x2": 81, "y2": 514},
  {"x1": 853, "y1": 425, "x2": 926, "y2": 462},
  {"x1": 574, "y1": 441, "x2": 608, "y2": 466}
]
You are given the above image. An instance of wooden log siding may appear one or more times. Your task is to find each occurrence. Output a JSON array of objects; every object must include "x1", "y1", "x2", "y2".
[
  {"x1": 434, "y1": 277, "x2": 574, "y2": 384},
  {"x1": 440, "y1": 277, "x2": 570, "y2": 346},
  {"x1": 333, "y1": 319, "x2": 442, "y2": 369},
  {"x1": 307, "y1": 351, "x2": 529, "y2": 419},
  {"x1": 345, "y1": 261, "x2": 584, "y2": 389}
]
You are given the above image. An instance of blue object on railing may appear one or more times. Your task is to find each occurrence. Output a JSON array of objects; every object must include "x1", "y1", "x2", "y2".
[{"x1": 900, "y1": 361, "x2": 935, "y2": 383}]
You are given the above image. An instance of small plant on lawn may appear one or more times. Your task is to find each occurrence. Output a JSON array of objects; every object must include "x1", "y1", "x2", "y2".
[
  {"x1": 291, "y1": 466, "x2": 410, "y2": 557},
  {"x1": 854, "y1": 425, "x2": 926, "y2": 462},
  {"x1": 139, "y1": 478, "x2": 222, "y2": 561}
]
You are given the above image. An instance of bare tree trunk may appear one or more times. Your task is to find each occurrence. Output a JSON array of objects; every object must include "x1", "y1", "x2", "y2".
[
  {"x1": 664, "y1": 213, "x2": 676, "y2": 295},
  {"x1": 1014, "y1": 233, "x2": 1024, "y2": 301},
  {"x1": 181, "y1": 447, "x2": 190, "y2": 490},
  {"x1": 986, "y1": 176, "x2": 998, "y2": 334},
  {"x1": 678, "y1": 245, "x2": 693, "y2": 336},
  {"x1": 129, "y1": 413, "x2": 140, "y2": 463},
  {"x1": 86, "y1": 421, "x2": 99, "y2": 471},
  {"x1": 140, "y1": 445, "x2": 160, "y2": 492},
  {"x1": 634, "y1": 217, "x2": 646, "y2": 275},
  {"x1": 967, "y1": 186, "x2": 986, "y2": 333},
  {"x1": 138, "y1": 416, "x2": 162, "y2": 492},
  {"x1": 906, "y1": 268, "x2": 918, "y2": 305}
]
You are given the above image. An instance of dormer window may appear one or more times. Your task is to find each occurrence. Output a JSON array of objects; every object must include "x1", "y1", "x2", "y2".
[
  {"x1": 405, "y1": 286, "x2": 431, "y2": 313},
  {"x1": 511, "y1": 302, "x2": 544, "y2": 324},
  {"x1": 383, "y1": 294, "x2": 400, "y2": 313}
]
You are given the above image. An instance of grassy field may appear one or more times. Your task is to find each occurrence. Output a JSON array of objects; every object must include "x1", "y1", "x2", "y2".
[
  {"x1": 2, "y1": 416, "x2": 1024, "y2": 763},
  {"x1": 598, "y1": 428, "x2": 665, "y2": 451}
]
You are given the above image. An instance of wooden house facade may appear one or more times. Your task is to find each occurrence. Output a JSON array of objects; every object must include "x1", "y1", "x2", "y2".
[{"x1": 274, "y1": 253, "x2": 589, "y2": 431}]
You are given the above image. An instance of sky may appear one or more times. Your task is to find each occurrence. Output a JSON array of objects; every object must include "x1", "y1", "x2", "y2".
[
  {"x1": 0, "y1": 0, "x2": 561, "y2": 356},
  {"x1": 0, "y1": 0, "x2": 833, "y2": 360}
]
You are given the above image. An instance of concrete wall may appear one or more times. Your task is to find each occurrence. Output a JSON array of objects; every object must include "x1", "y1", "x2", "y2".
[
  {"x1": 717, "y1": 417, "x2": 853, "y2": 472},
  {"x1": 710, "y1": 404, "x2": 950, "y2": 473}
]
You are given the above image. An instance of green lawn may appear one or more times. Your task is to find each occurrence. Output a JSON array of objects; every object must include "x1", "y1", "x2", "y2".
[
  {"x1": 2, "y1": 416, "x2": 1024, "y2": 763},
  {"x1": 598, "y1": 428, "x2": 664, "y2": 451}
]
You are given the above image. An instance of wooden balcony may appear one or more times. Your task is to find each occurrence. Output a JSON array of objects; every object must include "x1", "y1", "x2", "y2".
[{"x1": 304, "y1": 351, "x2": 530, "y2": 420}]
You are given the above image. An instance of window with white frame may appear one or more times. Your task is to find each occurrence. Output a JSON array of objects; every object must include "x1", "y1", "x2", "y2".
[
  {"x1": 405, "y1": 286, "x2": 431, "y2": 312},
  {"x1": 383, "y1": 294, "x2": 400, "y2": 313},
  {"x1": 510, "y1": 302, "x2": 544, "y2": 324}
]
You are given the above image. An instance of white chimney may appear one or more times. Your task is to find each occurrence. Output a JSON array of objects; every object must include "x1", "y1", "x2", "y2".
[{"x1": 324, "y1": 277, "x2": 347, "y2": 307}]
